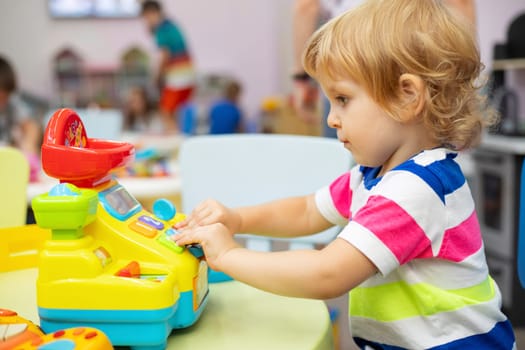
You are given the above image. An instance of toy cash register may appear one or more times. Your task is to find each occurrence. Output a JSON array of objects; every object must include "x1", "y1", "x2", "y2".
[{"x1": 31, "y1": 108, "x2": 209, "y2": 350}]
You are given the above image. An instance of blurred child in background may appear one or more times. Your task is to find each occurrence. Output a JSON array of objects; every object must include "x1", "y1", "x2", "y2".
[
  {"x1": 141, "y1": 0, "x2": 195, "y2": 133},
  {"x1": 123, "y1": 86, "x2": 163, "y2": 133},
  {"x1": 209, "y1": 80, "x2": 242, "y2": 134},
  {"x1": 0, "y1": 55, "x2": 41, "y2": 182}
]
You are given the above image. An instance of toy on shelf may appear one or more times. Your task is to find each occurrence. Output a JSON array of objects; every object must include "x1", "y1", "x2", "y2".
[
  {"x1": 0, "y1": 308, "x2": 113, "y2": 350},
  {"x1": 32, "y1": 108, "x2": 208, "y2": 350},
  {"x1": 117, "y1": 148, "x2": 171, "y2": 178}
]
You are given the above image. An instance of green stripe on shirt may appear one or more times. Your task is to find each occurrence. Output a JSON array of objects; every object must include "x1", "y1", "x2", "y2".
[{"x1": 349, "y1": 276, "x2": 497, "y2": 321}]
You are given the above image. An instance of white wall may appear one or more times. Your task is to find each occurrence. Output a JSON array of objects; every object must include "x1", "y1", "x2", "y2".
[{"x1": 0, "y1": 1, "x2": 523, "y2": 119}]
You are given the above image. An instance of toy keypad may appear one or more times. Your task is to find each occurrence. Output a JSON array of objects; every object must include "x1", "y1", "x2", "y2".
[
  {"x1": 138, "y1": 215, "x2": 164, "y2": 230},
  {"x1": 157, "y1": 228, "x2": 184, "y2": 254},
  {"x1": 129, "y1": 220, "x2": 158, "y2": 238}
]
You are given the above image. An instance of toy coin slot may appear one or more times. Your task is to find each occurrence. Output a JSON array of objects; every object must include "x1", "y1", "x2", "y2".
[{"x1": 114, "y1": 261, "x2": 169, "y2": 283}]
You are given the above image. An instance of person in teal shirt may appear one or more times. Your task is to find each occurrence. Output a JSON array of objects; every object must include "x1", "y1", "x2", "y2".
[{"x1": 142, "y1": 0, "x2": 195, "y2": 133}]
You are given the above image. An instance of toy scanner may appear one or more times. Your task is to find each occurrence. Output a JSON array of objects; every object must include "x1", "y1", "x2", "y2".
[{"x1": 32, "y1": 108, "x2": 208, "y2": 350}]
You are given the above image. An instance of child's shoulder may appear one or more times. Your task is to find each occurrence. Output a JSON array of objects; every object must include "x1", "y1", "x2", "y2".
[{"x1": 376, "y1": 148, "x2": 465, "y2": 202}]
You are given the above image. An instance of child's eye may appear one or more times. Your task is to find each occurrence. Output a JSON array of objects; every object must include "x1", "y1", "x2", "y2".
[{"x1": 335, "y1": 95, "x2": 349, "y2": 106}]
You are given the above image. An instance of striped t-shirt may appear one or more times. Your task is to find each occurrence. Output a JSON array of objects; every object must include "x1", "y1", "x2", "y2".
[{"x1": 315, "y1": 148, "x2": 516, "y2": 349}]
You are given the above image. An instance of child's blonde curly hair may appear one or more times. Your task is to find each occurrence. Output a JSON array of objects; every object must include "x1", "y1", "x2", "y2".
[{"x1": 303, "y1": 0, "x2": 496, "y2": 151}]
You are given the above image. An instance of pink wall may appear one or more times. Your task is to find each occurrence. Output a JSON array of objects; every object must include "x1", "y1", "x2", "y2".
[
  {"x1": 0, "y1": 0, "x2": 293, "y2": 118},
  {"x1": 0, "y1": 1, "x2": 522, "y2": 119}
]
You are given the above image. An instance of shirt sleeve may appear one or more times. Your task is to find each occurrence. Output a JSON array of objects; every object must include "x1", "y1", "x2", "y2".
[
  {"x1": 156, "y1": 23, "x2": 187, "y2": 55},
  {"x1": 338, "y1": 170, "x2": 446, "y2": 276},
  {"x1": 315, "y1": 170, "x2": 355, "y2": 227}
]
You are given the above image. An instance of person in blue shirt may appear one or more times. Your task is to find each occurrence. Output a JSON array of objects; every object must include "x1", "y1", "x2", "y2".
[
  {"x1": 209, "y1": 81, "x2": 242, "y2": 134},
  {"x1": 141, "y1": 0, "x2": 195, "y2": 133}
]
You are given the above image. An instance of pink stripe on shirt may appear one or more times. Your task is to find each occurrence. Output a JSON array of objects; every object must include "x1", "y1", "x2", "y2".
[
  {"x1": 438, "y1": 211, "x2": 483, "y2": 262},
  {"x1": 329, "y1": 173, "x2": 352, "y2": 219},
  {"x1": 353, "y1": 195, "x2": 433, "y2": 264}
]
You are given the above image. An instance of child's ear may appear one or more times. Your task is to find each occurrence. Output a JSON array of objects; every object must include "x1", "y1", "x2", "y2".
[{"x1": 397, "y1": 73, "x2": 426, "y2": 122}]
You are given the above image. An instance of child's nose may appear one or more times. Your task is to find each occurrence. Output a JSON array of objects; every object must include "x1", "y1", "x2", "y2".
[{"x1": 326, "y1": 110, "x2": 340, "y2": 129}]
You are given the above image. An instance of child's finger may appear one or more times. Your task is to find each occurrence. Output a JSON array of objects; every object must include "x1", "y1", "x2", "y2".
[
  {"x1": 173, "y1": 218, "x2": 189, "y2": 229},
  {"x1": 172, "y1": 232, "x2": 197, "y2": 246}
]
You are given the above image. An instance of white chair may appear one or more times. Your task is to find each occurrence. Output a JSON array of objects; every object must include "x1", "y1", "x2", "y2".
[
  {"x1": 179, "y1": 134, "x2": 353, "y2": 251},
  {"x1": 0, "y1": 147, "x2": 29, "y2": 228}
]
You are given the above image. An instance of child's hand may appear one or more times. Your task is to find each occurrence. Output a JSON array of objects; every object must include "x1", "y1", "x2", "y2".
[
  {"x1": 174, "y1": 199, "x2": 241, "y2": 234},
  {"x1": 174, "y1": 223, "x2": 240, "y2": 271}
]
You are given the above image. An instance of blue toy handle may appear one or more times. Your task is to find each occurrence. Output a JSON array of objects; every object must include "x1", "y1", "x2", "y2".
[{"x1": 518, "y1": 158, "x2": 525, "y2": 288}]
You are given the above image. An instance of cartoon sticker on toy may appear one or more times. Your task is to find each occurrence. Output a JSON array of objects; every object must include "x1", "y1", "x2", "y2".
[{"x1": 64, "y1": 118, "x2": 87, "y2": 148}]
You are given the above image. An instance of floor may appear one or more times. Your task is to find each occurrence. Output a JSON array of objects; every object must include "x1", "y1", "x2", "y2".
[{"x1": 325, "y1": 295, "x2": 525, "y2": 349}]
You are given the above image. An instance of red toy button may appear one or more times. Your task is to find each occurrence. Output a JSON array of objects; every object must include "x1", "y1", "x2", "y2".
[
  {"x1": 84, "y1": 331, "x2": 98, "y2": 339},
  {"x1": 53, "y1": 330, "x2": 66, "y2": 338},
  {"x1": 73, "y1": 327, "x2": 86, "y2": 335},
  {"x1": 0, "y1": 309, "x2": 17, "y2": 316}
]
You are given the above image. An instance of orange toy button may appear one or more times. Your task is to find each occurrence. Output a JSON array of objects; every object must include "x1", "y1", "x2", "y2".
[
  {"x1": 129, "y1": 220, "x2": 157, "y2": 238},
  {"x1": 0, "y1": 309, "x2": 17, "y2": 316},
  {"x1": 73, "y1": 327, "x2": 86, "y2": 335},
  {"x1": 53, "y1": 330, "x2": 65, "y2": 338},
  {"x1": 84, "y1": 331, "x2": 98, "y2": 339}
]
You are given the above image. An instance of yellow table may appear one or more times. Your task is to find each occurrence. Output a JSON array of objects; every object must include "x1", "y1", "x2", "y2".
[{"x1": 0, "y1": 228, "x2": 333, "y2": 350}]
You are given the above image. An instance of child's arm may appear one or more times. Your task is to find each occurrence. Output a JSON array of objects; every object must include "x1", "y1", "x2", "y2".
[
  {"x1": 174, "y1": 223, "x2": 377, "y2": 298},
  {"x1": 175, "y1": 194, "x2": 333, "y2": 238}
]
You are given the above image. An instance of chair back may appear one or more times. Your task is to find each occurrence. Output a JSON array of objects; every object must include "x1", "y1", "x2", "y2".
[
  {"x1": 0, "y1": 147, "x2": 29, "y2": 228},
  {"x1": 518, "y1": 158, "x2": 525, "y2": 287},
  {"x1": 179, "y1": 134, "x2": 353, "y2": 250}
]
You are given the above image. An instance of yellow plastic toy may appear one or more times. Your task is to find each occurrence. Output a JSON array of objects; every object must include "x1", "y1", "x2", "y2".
[{"x1": 31, "y1": 108, "x2": 208, "y2": 350}]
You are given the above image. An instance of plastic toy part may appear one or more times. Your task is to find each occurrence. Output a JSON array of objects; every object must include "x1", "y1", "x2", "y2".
[
  {"x1": 41, "y1": 108, "x2": 134, "y2": 188},
  {"x1": 14, "y1": 327, "x2": 113, "y2": 350},
  {"x1": 116, "y1": 261, "x2": 141, "y2": 278},
  {"x1": 32, "y1": 183, "x2": 98, "y2": 240},
  {"x1": 187, "y1": 244, "x2": 204, "y2": 259},
  {"x1": 0, "y1": 308, "x2": 45, "y2": 350},
  {"x1": 152, "y1": 199, "x2": 177, "y2": 221}
]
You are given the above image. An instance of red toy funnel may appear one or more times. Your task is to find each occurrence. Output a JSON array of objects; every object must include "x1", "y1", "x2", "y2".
[{"x1": 42, "y1": 108, "x2": 135, "y2": 188}]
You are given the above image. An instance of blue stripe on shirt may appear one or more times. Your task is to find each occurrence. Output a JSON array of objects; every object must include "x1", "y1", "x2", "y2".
[
  {"x1": 429, "y1": 320, "x2": 515, "y2": 350},
  {"x1": 361, "y1": 152, "x2": 465, "y2": 203},
  {"x1": 354, "y1": 320, "x2": 515, "y2": 350}
]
